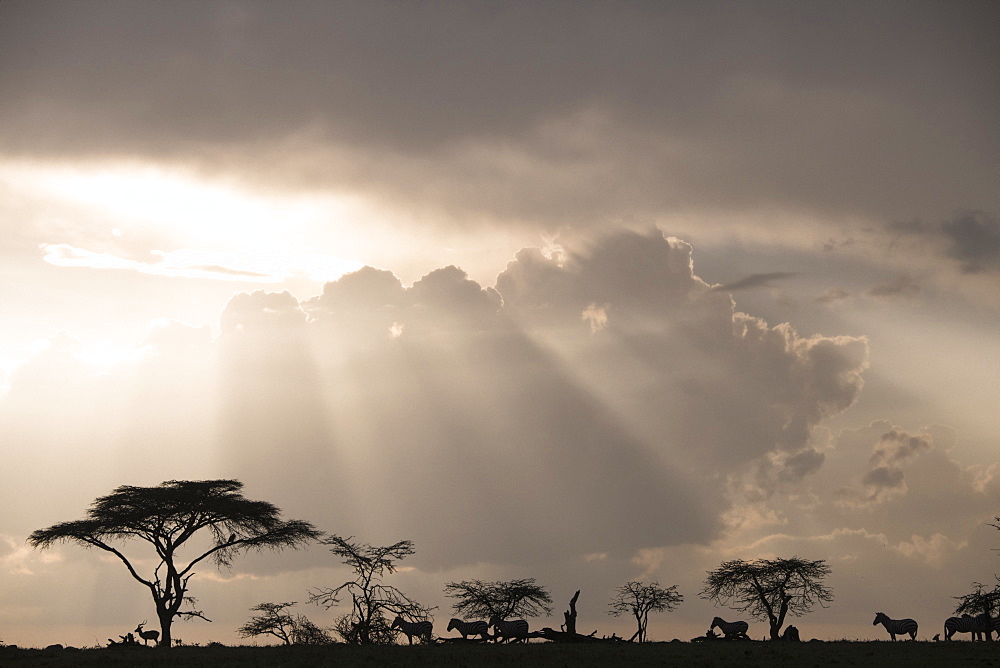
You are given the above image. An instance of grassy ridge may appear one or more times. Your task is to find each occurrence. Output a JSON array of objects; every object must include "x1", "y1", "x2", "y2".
[{"x1": 2, "y1": 640, "x2": 997, "y2": 666}]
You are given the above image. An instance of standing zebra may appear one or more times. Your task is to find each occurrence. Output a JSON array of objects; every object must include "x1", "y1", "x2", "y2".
[
  {"x1": 391, "y1": 616, "x2": 433, "y2": 644},
  {"x1": 447, "y1": 618, "x2": 490, "y2": 640},
  {"x1": 710, "y1": 617, "x2": 749, "y2": 639},
  {"x1": 488, "y1": 615, "x2": 529, "y2": 643},
  {"x1": 872, "y1": 612, "x2": 918, "y2": 640},
  {"x1": 944, "y1": 614, "x2": 991, "y2": 641}
]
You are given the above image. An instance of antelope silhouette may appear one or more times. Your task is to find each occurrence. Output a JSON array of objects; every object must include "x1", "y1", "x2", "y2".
[{"x1": 135, "y1": 621, "x2": 159, "y2": 646}]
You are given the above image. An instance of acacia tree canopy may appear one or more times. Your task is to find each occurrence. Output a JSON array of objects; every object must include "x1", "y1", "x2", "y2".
[
  {"x1": 28, "y1": 479, "x2": 321, "y2": 647},
  {"x1": 699, "y1": 557, "x2": 833, "y2": 640},
  {"x1": 444, "y1": 578, "x2": 553, "y2": 621},
  {"x1": 954, "y1": 580, "x2": 1000, "y2": 620},
  {"x1": 238, "y1": 602, "x2": 298, "y2": 645},
  {"x1": 238, "y1": 601, "x2": 335, "y2": 646},
  {"x1": 608, "y1": 581, "x2": 683, "y2": 643}
]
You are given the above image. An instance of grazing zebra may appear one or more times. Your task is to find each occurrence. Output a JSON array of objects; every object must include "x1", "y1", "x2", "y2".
[
  {"x1": 447, "y1": 618, "x2": 490, "y2": 640},
  {"x1": 710, "y1": 617, "x2": 749, "y2": 639},
  {"x1": 872, "y1": 612, "x2": 918, "y2": 640},
  {"x1": 391, "y1": 616, "x2": 433, "y2": 644},
  {"x1": 488, "y1": 615, "x2": 530, "y2": 643},
  {"x1": 944, "y1": 614, "x2": 991, "y2": 641}
]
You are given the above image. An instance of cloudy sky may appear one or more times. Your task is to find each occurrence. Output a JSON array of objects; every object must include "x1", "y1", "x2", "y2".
[{"x1": 1, "y1": 0, "x2": 998, "y2": 646}]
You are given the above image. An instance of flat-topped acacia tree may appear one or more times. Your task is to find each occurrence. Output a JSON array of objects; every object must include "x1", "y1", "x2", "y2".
[
  {"x1": 700, "y1": 557, "x2": 833, "y2": 640},
  {"x1": 28, "y1": 479, "x2": 321, "y2": 647},
  {"x1": 444, "y1": 578, "x2": 554, "y2": 621}
]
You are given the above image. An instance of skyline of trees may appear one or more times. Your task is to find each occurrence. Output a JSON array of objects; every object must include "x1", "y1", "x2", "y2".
[{"x1": 24, "y1": 480, "x2": 1000, "y2": 646}]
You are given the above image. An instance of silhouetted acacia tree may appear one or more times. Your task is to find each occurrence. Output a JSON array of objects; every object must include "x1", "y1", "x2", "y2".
[
  {"x1": 608, "y1": 581, "x2": 684, "y2": 642},
  {"x1": 954, "y1": 580, "x2": 1000, "y2": 631},
  {"x1": 28, "y1": 479, "x2": 320, "y2": 648},
  {"x1": 237, "y1": 602, "x2": 332, "y2": 645},
  {"x1": 699, "y1": 557, "x2": 833, "y2": 640},
  {"x1": 444, "y1": 578, "x2": 553, "y2": 620},
  {"x1": 309, "y1": 535, "x2": 433, "y2": 645},
  {"x1": 239, "y1": 602, "x2": 298, "y2": 645}
]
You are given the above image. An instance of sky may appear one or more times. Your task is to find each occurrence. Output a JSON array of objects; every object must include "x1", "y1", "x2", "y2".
[{"x1": 1, "y1": 0, "x2": 998, "y2": 647}]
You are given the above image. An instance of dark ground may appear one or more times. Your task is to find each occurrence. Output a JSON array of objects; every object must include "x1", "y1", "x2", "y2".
[{"x1": 2, "y1": 640, "x2": 998, "y2": 667}]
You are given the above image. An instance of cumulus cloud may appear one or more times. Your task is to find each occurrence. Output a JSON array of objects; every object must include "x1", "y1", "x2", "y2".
[
  {"x1": 580, "y1": 303, "x2": 609, "y2": 333},
  {"x1": 200, "y1": 229, "x2": 874, "y2": 569},
  {"x1": 1, "y1": 229, "x2": 871, "y2": 573}
]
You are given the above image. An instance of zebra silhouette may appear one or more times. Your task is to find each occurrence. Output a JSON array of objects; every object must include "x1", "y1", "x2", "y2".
[
  {"x1": 710, "y1": 617, "x2": 749, "y2": 639},
  {"x1": 944, "y1": 614, "x2": 991, "y2": 641},
  {"x1": 873, "y1": 612, "x2": 917, "y2": 640},
  {"x1": 447, "y1": 618, "x2": 489, "y2": 640},
  {"x1": 391, "y1": 616, "x2": 433, "y2": 644},
  {"x1": 488, "y1": 615, "x2": 529, "y2": 643}
]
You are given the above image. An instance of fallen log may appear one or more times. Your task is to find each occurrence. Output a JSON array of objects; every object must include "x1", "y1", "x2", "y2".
[
  {"x1": 536, "y1": 628, "x2": 625, "y2": 643},
  {"x1": 436, "y1": 636, "x2": 491, "y2": 644}
]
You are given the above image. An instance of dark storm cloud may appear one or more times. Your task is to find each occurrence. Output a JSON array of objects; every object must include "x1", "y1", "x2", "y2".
[
  {"x1": 2, "y1": 1, "x2": 997, "y2": 225},
  {"x1": 778, "y1": 447, "x2": 826, "y2": 482},
  {"x1": 886, "y1": 211, "x2": 1000, "y2": 278},
  {"x1": 832, "y1": 424, "x2": 933, "y2": 506},
  {"x1": 941, "y1": 211, "x2": 1000, "y2": 274},
  {"x1": 870, "y1": 429, "x2": 931, "y2": 467}
]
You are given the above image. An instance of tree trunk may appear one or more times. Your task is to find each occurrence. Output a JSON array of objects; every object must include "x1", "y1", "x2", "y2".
[{"x1": 158, "y1": 608, "x2": 172, "y2": 648}]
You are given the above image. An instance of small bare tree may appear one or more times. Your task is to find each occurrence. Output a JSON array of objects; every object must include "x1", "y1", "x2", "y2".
[
  {"x1": 700, "y1": 557, "x2": 832, "y2": 640},
  {"x1": 608, "y1": 581, "x2": 683, "y2": 642},
  {"x1": 309, "y1": 535, "x2": 432, "y2": 645}
]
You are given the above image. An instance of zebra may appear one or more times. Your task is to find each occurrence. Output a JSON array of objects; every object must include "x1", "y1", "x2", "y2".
[
  {"x1": 390, "y1": 616, "x2": 433, "y2": 644},
  {"x1": 447, "y1": 618, "x2": 490, "y2": 640},
  {"x1": 944, "y1": 614, "x2": 991, "y2": 641},
  {"x1": 488, "y1": 615, "x2": 530, "y2": 643},
  {"x1": 872, "y1": 612, "x2": 918, "y2": 640},
  {"x1": 710, "y1": 616, "x2": 749, "y2": 639}
]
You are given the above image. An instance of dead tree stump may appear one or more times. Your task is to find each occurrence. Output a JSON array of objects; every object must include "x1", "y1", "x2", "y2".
[{"x1": 563, "y1": 590, "x2": 580, "y2": 636}]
